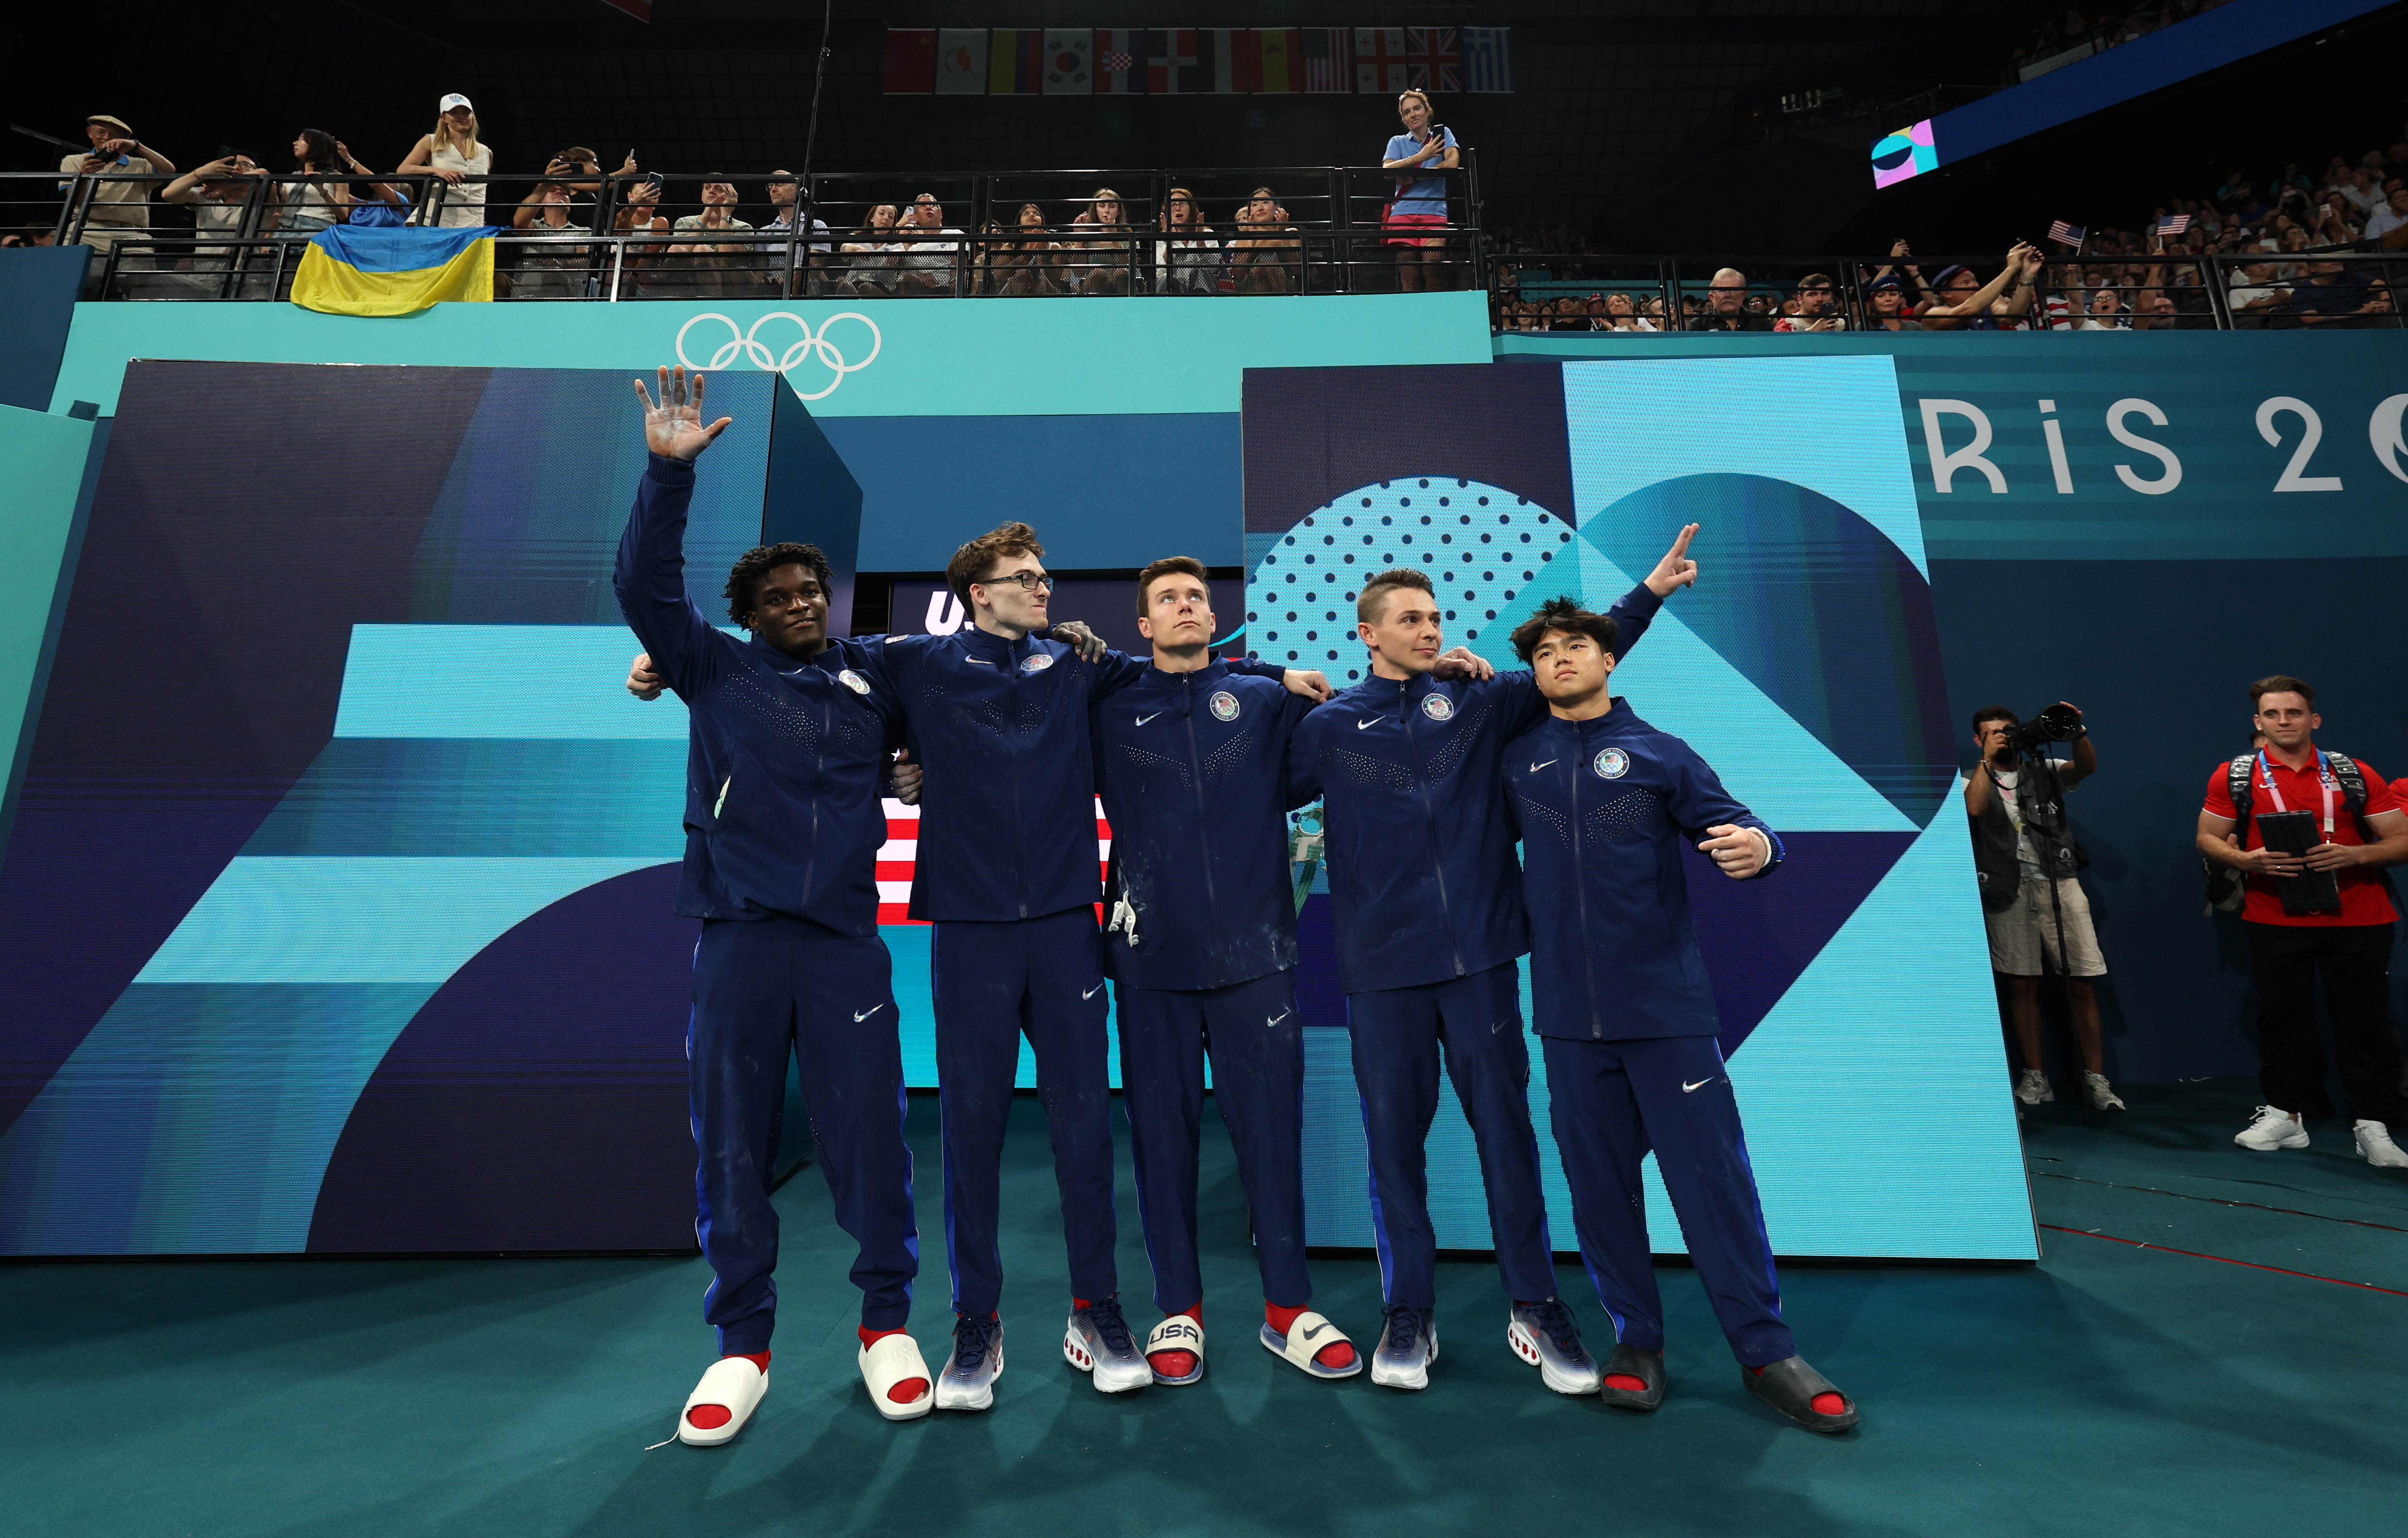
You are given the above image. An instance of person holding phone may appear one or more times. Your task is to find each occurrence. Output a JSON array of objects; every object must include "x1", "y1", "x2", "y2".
[{"x1": 1381, "y1": 89, "x2": 1457, "y2": 292}]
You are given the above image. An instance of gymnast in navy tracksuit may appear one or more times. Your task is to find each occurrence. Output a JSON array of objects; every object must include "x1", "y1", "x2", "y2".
[
  {"x1": 1285, "y1": 564, "x2": 1668, "y2": 1388},
  {"x1": 1501, "y1": 595, "x2": 1857, "y2": 1432},
  {"x1": 613, "y1": 368, "x2": 928, "y2": 1441},
  {"x1": 1093, "y1": 558, "x2": 1358, "y2": 1382}
]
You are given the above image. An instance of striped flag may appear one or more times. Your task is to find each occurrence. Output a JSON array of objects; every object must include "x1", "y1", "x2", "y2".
[
  {"x1": 1299, "y1": 27, "x2": 1351, "y2": 92},
  {"x1": 875, "y1": 797, "x2": 1112, "y2": 925},
  {"x1": 1406, "y1": 27, "x2": 1461, "y2": 93},
  {"x1": 1461, "y1": 27, "x2": 1514, "y2": 92},
  {"x1": 1149, "y1": 27, "x2": 1197, "y2": 93},
  {"x1": 1355, "y1": 27, "x2": 1409, "y2": 94},
  {"x1": 1257, "y1": 27, "x2": 1301, "y2": 92},
  {"x1": 883, "y1": 27, "x2": 936, "y2": 93},
  {"x1": 2046, "y1": 219, "x2": 2086, "y2": 248},
  {"x1": 1097, "y1": 28, "x2": 1149, "y2": 94},
  {"x1": 935, "y1": 28, "x2": 987, "y2": 95},
  {"x1": 989, "y1": 28, "x2": 1045, "y2": 94},
  {"x1": 1199, "y1": 28, "x2": 1251, "y2": 92},
  {"x1": 2154, "y1": 213, "x2": 2191, "y2": 236},
  {"x1": 1043, "y1": 28, "x2": 1093, "y2": 94}
]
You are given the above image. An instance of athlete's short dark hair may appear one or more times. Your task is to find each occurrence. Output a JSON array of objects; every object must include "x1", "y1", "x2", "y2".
[
  {"x1": 2250, "y1": 674, "x2": 2316, "y2": 707},
  {"x1": 1508, "y1": 596, "x2": 1618, "y2": 663},
  {"x1": 947, "y1": 521, "x2": 1045, "y2": 605},
  {"x1": 1358, "y1": 568, "x2": 1435, "y2": 625},
  {"x1": 724, "y1": 542, "x2": 834, "y2": 625},
  {"x1": 1971, "y1": 705, "x2": 2017, "y2": 733},
  {"x1": 1136, "y1": 555, "x2": 1210, "y2": 615}
]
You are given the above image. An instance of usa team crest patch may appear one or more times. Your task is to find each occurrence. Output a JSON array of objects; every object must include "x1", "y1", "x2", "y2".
[
  {"x1": 1421, "y1": 693, "x2": 1454, "y2": 721},
  {"x1": 837, "y1": 669, "x2": 870, "y2": 695},
  {"x1": 1020, "y1": 652, "x2": 1055, "y2": 674},
  {"x1": 1594, "y1": 748, "x2": 1630, "y2": 779},
  {"x1": 1210, "y1": 690, "x2": 1240, "y2": 721}
]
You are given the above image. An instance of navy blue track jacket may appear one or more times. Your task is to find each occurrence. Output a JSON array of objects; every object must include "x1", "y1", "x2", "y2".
[
  {"x1": 1504, "y1": 699, "x2": 1780, "y2": 1040},
  {"x1": 1286, "y1": 584, "x2": 1661, "y2": 993},
  {"x1": 881, "y1": 631, "x2": 1289, "y2": 924},
  {"x1": 1093, "y1": 661, "x2": 1316, "y2": 992},
  {"x1": 613, "y1": 455, "x2": 901, "y2": 930}
]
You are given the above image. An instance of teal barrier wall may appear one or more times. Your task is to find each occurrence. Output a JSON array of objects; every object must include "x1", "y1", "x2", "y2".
[{"x1": 0, "y1": 405, "x2": 97, "y2": 844}]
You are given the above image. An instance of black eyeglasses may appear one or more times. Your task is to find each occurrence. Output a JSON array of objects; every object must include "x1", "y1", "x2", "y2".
[{"x1": 979, "y1": 571, "x2": 1053, "y2": 593}]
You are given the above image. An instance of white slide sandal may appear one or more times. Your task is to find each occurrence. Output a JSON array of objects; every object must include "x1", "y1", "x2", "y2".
[
  {"x1": 1145, "y1": 1314, "x2": 1205, "y2": 1386},
  {"x1": 858, "y1": 1332, "x2": 935, "y2": 1421},
  {"x1": 677, "y1": 1357, "x2": 769, "y2": 1447},
  {"x1": 1259, "y1": 1311, "x2": 1362, "y2": 1380}
]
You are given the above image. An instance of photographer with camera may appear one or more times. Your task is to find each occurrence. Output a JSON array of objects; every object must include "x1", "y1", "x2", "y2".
[
  {"x1": 1966, "y1": 703, "x2": 2123, "y2": 1111},
  {"x1": 2197, "y1": 676, "x2": 2408, "y2": 1168}
]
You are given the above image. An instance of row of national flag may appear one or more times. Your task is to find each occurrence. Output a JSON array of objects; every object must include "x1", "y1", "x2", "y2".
[{"x1": 886, "y1": 26, "x2": 1513, "y2": 96}]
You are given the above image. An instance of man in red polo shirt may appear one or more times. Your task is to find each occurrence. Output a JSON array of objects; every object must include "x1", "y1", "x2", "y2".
[{"x1": 2197, "y1": 675, "x2": 2408, "y2": 1168}]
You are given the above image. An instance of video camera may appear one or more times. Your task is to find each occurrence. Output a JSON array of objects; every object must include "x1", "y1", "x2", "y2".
[{"x1": 2003, "y1": 702, "x2": 2085, "y2": 756}]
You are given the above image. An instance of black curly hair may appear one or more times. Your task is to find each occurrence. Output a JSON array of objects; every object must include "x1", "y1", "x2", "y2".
[
  {"x1": 724, "y1": 541, "x2": 836, "y2": 625},
  {"x1": 1509, "y1": 596, "x2": 1619, "y2": 664}
]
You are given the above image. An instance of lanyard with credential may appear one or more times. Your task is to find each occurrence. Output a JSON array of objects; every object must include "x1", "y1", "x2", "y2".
[{"x1": 2257, "y1": 749, "x2": 2338, "y2": 837}]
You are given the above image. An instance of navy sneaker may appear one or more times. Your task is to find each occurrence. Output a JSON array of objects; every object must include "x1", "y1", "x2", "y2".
[
  {"x1": 935, "y1": 1313, "x2": 1005, "y2": 1411},
  {"x1": 1370, "y1": 1304, "x2": 1439, "y2": 1390},
  {"x1": 1508, "y1": 1297, "x2": 1600, "y2": 1395},
  {"x1": 1063, "y1": 1295, "x2": 1151, "y2": 1393}
]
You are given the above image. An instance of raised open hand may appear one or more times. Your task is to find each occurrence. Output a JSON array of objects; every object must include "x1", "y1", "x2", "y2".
[
  {"x1": 1644, "y1": 522, "x2": 1701, "y2": 596},
  {"x1": 634, "y1": 365, "x2": 732, "y2": 460}
]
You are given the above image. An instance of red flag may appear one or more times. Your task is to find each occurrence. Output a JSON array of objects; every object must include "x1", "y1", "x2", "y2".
[{"x1": 884, "y1": 28, "x2": 936, "y2": 93}]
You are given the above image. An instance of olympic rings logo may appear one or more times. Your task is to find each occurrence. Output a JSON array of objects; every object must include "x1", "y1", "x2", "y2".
[{"x1": 672, "y1": 311, "x2": 883, "y2": 401}]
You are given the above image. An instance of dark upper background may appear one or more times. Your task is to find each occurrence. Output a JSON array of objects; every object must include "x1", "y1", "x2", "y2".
[{"x1": 4, "y1": 1, "x2": 2399, "y2": 254}]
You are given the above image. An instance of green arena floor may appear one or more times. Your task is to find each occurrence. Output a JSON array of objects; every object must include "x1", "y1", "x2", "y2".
[{"x1": 4, "y1": 1080, "x2": 2404, "y2": 1537}]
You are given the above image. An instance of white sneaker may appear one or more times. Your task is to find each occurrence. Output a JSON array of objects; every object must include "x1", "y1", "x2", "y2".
[
  {"x1": 2234, "y1": 1105, "x2": 2309, "y2": 1151},
  {"x1": 2083, "y1": 1072, "x2": 2126, "y2": 1111},
  {"x1": 2014, "y1": 1069, "x2": 2054, "y2": 1105},
  {"x1": 2353, "y1": 1120, "x2": 2408, "y2": 1168}
]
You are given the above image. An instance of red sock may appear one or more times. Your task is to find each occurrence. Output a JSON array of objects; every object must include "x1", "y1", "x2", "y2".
[
  {"x1": 1147, "y1": 1303, "x2": 1203, "y2": 1378},
  {"x1": 1605, "y1": 1373, "x2": 1650, "y2": 1392},
  {"x1": 1746, "y1": 1364, "x2": 1846, "y2": 1418},
  {"x1": 685, "y1": 1351, "x2": 772, "y2": 1429},
  {"x1": 1265, "y1": 1301, "x2": 1356, "y2": 1371},
  {"x1": 857, "y1": 1327, "x2": 928, "y2": 1406}
]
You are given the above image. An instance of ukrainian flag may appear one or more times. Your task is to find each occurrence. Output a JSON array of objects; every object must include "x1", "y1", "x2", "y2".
[{"x1": 290, "y1": 225, "x2": 500, "y2": 316}]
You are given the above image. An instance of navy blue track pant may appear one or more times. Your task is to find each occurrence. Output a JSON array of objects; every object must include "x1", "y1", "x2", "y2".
[
  {"x1": 691, "y1": 915, "x2": 919, "y2": 1356},
  {"x1": 932, "y1": 906, "x2": 1117, "y2": 1316},
  {"x1": 1117, "y1": 971, "x2": 1312, "y2": 1315},
  {"x1": 1542, "y1": 1034, "x2": 1795, "y2": 1367},
  {"x1": 1348, "y1": 960, "x2": 1557, "y2": 1310}
]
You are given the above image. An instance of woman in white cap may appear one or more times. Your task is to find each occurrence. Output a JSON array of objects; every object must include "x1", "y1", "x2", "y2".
[{"x1": 397, "y1": 94, "x2": 493, "y2": 227}]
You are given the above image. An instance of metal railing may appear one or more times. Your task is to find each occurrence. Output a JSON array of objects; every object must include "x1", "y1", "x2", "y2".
[
  {"x1": 3, "y1": 161, "x2": 1487, "y2": 301},
  {"x1": 1489, "y1": 250, "x2": 2406, "y2": 332}
]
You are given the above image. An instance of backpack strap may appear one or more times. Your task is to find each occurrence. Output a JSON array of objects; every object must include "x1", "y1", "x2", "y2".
[
  {"x1": 2226, "y1": 754, "x2": 2255, "y2": 843},
  {"x1": 2324, "y1": 751, "x2": 2373, "y2": 831}
]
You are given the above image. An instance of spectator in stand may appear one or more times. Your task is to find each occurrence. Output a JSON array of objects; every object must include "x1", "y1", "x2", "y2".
[
  {"x1": 1918, "y1": 244, "x2": 2042, "y2": 330},
  {"x1": 1865, "y1": 277, "x2": 1923, "y2": 331},
  {"x1": 396, "y1": 94, "x2": 493, "y2": 229},
  {"x1": 514, "y1": 182, "x2": 592, "y2": 299},
  {"x1": 611, "y1": 175, "x2": 671, "y2": 296},
  {"x1": 59, "y1": 114, "x2": 176, "y2": 255},
  {"x1": 667, "y1": 177, "x2": 755, "y2": 297},
  {"x1": 989, "y1": 202, "x2": 1061, "y2": 297},
  {"x1": 158, "y1": 154, "x2": 273, "y2": 295},
  {"x1": 2337, "y1": 166, "x2": 2386, "y2": 219},
  {"x1": 282, "y1": 130, "x2": 379, "y2": 234},
  {"x1": 1775, "y1": 273, "x2": 1845, "y2": 332},
  {"x1": 838, "y1": 202, "x2": 904, "y2": 296},
  {"x1": 1381, "y1": 88, "x2": 1459, "y2": 292},
  {"x1": 1601, "y1": 292, "x2": 1654, "y2": 331},
  {"x1": 893, "y1": 191, "x2": 964, "y2": 296},
  {"x1": 513, "y1": 148, "x2": 610, "y2": 235},
  {"x1": 1155, "y1": 188, "x2": 1218, "y2": 296},
  {"x1": 2198, "y1": 676, "x2": 2408, "y2": 1168},
  {"x1": 2227, "y1": 259, "x2": 2290, "y2": 326},
  {"x1": 1643, "y1": 295, "x2": 1669, "y2": 328},
  {"x1": 1696, "y1": 269, "x2": 1771, "y2": 331},
  {"x1": 2290, "y1": 260, "x2": 2393, "y2": 328},
  {"x1": 1064, "y1": 187, "x2": 1132, "y2": 295},
  {"x1": 2368, "y1": 185, "x2": 2408, "y2": 245},
  {"x1": 757, "y1": 171, "x2": 831, "y2": 292},
  {"x1": 2313, "y1": 192, "x2": 2363, "y2": 247},
  {"x1": 2130, "y1": 292, "x2": 2180, "y2": 328},
  {"x1": 2077, "y1": 284, "x2": 2129, "y2": 330},
  {"x1": 1227, "y1": 188, "x2": 1297, "y2": 296}
]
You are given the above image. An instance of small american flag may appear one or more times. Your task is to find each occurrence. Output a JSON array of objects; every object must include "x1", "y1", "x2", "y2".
[
  {"x1": 2154, "y1": 213, "x2": 2191, "y2": 236},
  {"x1": 2046, "y1": 220, "x2": 2086, "y2": 248}
]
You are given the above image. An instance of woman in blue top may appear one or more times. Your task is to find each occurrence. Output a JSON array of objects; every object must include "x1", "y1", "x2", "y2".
[{"x1": 1381, "y1": 89, "x2": 1458, "y2": 292}]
